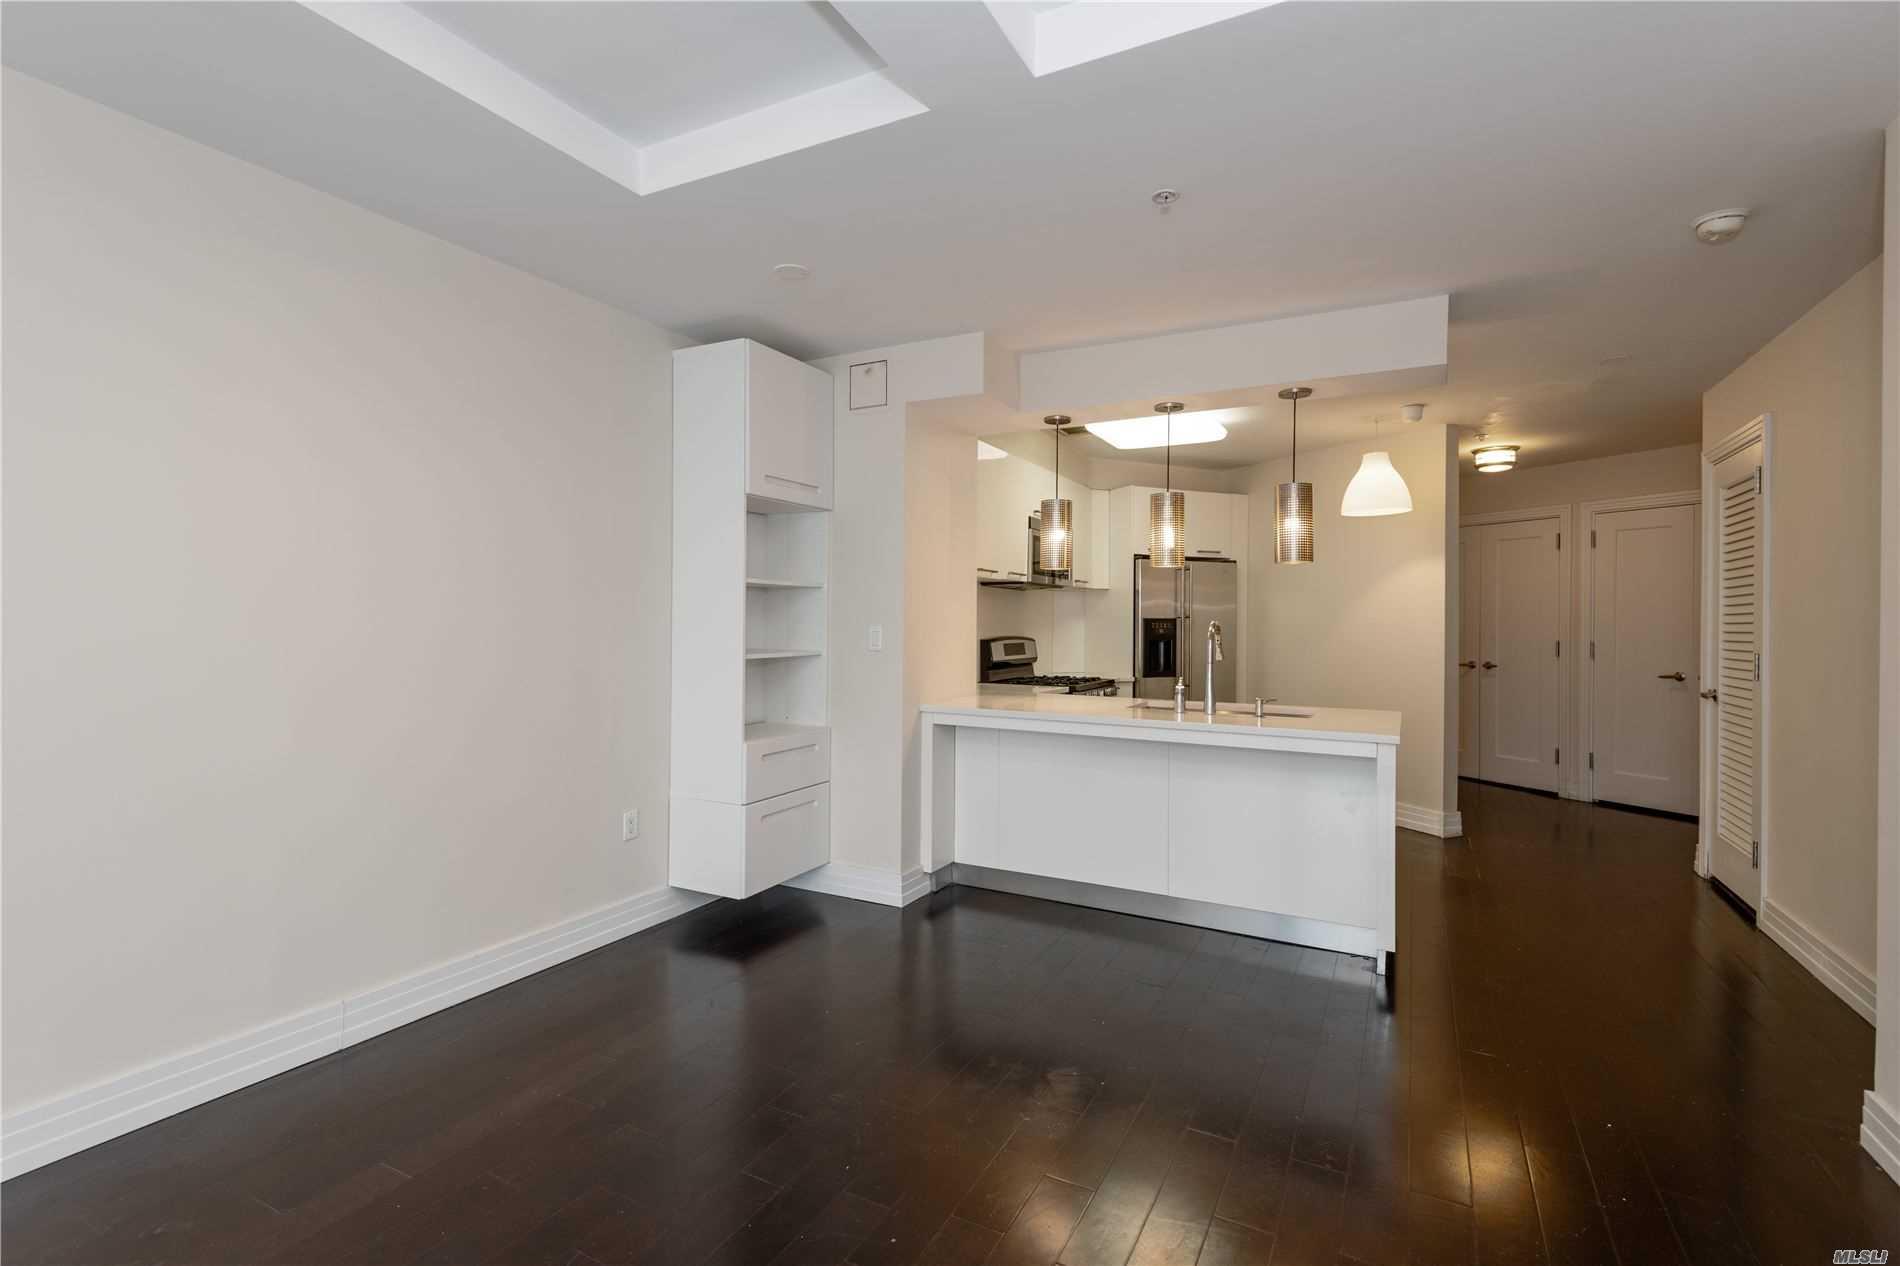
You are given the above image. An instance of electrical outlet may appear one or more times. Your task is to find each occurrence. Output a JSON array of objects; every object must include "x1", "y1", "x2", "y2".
[
  {"x1": 621, "y1": 809, "x2": 640, "y2": 842},
  {"x1": 867, "y1": 624, "x2": 884, "y2": 652}
]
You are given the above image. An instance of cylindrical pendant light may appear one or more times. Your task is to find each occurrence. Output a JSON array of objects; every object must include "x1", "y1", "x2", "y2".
[
  {"x1": 1341, "y1": 416, "x2": 1413, "y2": 517},
  {"x1": 1038, "y1": 414, "x2": 1073, "y2": 572},
  {"x1": 1148, "y1": 402, "x2": 1186, "y2": 568},
  {"x1": 1276, "y1": 387, "x2": 1314, "y2": 564}
]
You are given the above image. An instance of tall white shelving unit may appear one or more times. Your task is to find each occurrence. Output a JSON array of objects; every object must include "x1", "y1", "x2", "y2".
[{"x1": 671, "y1": 339, "x2": 834, "y2": 898}]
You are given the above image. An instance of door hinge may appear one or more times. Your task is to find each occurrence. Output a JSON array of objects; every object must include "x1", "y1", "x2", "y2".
[
  {"x1": 1555, "y1": 639, "x2": 1562, "y2": 658},
  {"x1": 1588, "y1": 752, "x2": 1595, "y2": 771},
  {"x1": 1754, "y1": 651, "x2": 1761, "y2": 682},
  {"x1": 1556, "y1": 532, "x2": 1562, "y2": 551},
  {"x1": 1755, "y1": 467, "x2": 1763, "y2": 496},
  {"x1": 1555, "y1": 747, "x2": 1561, "y2": 765},
  {"x1": 1589, "y1": 640, "x2": 1596, "y2": 660},
  {"x1": 1591, "y1": 529, "x2": 1597, "y2": 548},
  {"x1": 1751, "y1": 838, "x2": 1761, "y2": 867}
]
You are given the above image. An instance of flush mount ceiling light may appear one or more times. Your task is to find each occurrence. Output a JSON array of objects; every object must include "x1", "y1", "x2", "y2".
[
  {"x1": 1400, "y1": 403, "x2": 1426, "y2": 423},
  {"x1": 1473, "y1": 444, "x2": 1520, "y2": 474},
  {"x1": 975, "y1": 439, "x2": 1008, "y2": 461},
  {"x1": 771, "y1": 263, "x2": 812, "y2": 281},
  {"x1": 1084, "y1": 408, "x2": 1233, "y2": 450},
  {"x1": 1692, "y1": 208, "x2": 1749, "y2": 244},
  {"x1": 1341, "y1": 417, "x2": 1413, "y2": 518},
  {"x1": 1039, "y1": 415, "x2": 1074, "y2": 572},
  {"x1": 1275, "y1": 387, "x2": 1314, "y2": 564},
  {"x1": 1148, "y1": 402, "x2": 1187, "y2": 569}
]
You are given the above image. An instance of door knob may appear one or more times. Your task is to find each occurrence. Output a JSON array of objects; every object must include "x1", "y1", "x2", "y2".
[
  {"x1": 1657, "y1": 672, "x2": 1686, "y2": 681},
  {"x1": 1481, "y1": 661, "x2": 1498, "y2": 670},
  {"x1": 1458, "y1": 660, "x2": 1477, "y2": 669},
  {"x1": 1699, "y1": 689, "x2": 1719, "y2": 701}
]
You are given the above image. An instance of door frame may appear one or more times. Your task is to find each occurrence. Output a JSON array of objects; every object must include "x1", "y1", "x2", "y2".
[
  {"x1": 1458, "y1": 504, "x2": 1576, "y2": 796},
  {"x1": 1698, "y1": 414, "x2": 1773, "y2": 884},
  {"x1": 1577, "y1": 490, "x2": 1701, "y2": 805}
]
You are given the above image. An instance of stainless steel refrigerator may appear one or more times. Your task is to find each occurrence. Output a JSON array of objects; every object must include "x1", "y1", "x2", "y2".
[{"x1": 1133, "y1": 555, "x2": 1238, "y2": 702}]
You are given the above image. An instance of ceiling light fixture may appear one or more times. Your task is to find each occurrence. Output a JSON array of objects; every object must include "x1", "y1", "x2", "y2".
[
  {"x1": 1151, "y1": 188, "x2": 1180, "y2": 212},
  {"x1": 1083, "y1": 409, "x2": 1232, "y2": 450},
  {"x1": 1148, "y1": 402, "x2": 1187, "y2": 569},
  {"x1": 772, "y1": 263, "x2": 812, "y2": 281},
  {"x1": 1400, "y1": 403, "x2": 1426, "y2": 423},
  {"x1": 1473, "y1": 444, "x2": 1520, "y2": 474},
  {"x1": 1341, "y1": 417, "x2": 1413, "y2": 518},
  {"x1": 1039, "y1": 415, "x2": 1074, "y2": 573},
  {"x1": 1692, "y1": 208, "x2": 1749, "y2": 244},
  {"x1": 1275, "y1": 387, "x2": 1314, "y2": 564}
]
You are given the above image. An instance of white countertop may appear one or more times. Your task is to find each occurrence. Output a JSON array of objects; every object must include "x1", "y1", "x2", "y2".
[{"x1": 922, "y1": 693, "x2": 1401, "y2": 746}]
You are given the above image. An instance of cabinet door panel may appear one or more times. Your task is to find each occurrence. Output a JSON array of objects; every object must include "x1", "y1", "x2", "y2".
[{"x1": 745, "y1": 342, "x2": 831, "y2": 508}]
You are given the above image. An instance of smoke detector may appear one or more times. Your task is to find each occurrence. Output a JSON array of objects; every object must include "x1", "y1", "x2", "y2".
[
  {"x1": 772, "y1": 263, "x2": 812, "y2": 281},
  {"x1": 1692, "y1": 209, "x2": 1750, "y2": 245},
  {"x1": 1151, "y1": 188, "x2": 1180, "y2": 212}
]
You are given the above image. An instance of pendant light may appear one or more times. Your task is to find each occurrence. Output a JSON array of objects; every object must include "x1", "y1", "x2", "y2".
[
  {"x1": 1148, "y1": 402, "x2": 1187, "y2": 568},
  {"x1": 1340, "y1": 415, "x2": 1413, "y2": 517},
  {"x1": 1473, "y1": 444, "x2": 1519, "y2": 473},
  {"x1": 1038, "y1": 414, "x2": 1073, "y2": 572},
  {"x1": 1275, "y1": 387, "x2": 1314, "y2": 564}
]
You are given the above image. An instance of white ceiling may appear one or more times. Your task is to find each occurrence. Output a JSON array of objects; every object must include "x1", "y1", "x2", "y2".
[
  {"x1": 3, "y1": 2, "x2": 1895, "y2": 471},
  {"x1": 416, "y1": 2, "x2": 884, "y2": 147}
]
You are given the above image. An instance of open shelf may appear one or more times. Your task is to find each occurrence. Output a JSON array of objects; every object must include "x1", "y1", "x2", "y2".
[
  {"x1": 745, "y1": 577, "x2": 824, "y2": 590},
  {"x1": 745, "y1": 648, "x2": 823, "y2": 660},
  {"x1": 744, "y1": 720, "x2": 827, "y2": 743}
]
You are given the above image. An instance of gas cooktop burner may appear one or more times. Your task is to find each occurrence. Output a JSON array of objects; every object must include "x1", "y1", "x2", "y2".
[{"x1": 1016, "y1": 675, "x2": 1107, "y2": 687}]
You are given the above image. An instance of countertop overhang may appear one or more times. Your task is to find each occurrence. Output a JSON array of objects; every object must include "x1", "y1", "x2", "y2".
[{"x1": 921, "y1": 693, "x2": 1400, "y2": 752}]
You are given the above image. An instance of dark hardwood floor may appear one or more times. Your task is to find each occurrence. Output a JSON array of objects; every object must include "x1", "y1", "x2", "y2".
[{"x1": 5, "y1": 780, "x2": 1897, "y2": 1265}]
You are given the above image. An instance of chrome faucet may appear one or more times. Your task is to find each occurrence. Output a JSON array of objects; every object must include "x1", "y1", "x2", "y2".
[{"x1": 1204, "y1": 621, "x2": 1224, "y2": 716}]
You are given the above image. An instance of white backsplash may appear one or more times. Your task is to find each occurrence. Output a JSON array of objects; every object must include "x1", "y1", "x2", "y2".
[{"x1": 978, "y1": 587, "x2": 1090, "y2": 674}]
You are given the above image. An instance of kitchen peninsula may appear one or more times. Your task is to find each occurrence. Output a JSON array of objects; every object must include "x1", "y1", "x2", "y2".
[{"x1": 919, "y1": 694, "x2": 1400, "y2": 974}]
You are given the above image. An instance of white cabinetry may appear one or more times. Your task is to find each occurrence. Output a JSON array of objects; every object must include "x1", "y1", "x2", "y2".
[
  {"x1": 1185, "y1": 491, "x2": 1233, "y2": 557},
  {"x1": 671, "y1": 339, "x2": 834, "y2": 898},
  {"x1": 742, "y1": 340, "x2": 832, "y2": 510}
]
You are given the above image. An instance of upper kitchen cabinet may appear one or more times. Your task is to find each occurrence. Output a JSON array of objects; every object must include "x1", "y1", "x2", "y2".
[
  {"x1": 706, "y1": 338, "x2": 832, "y2": 511},
  {"x1": 1185, "y1": 490, "x2": 1235, "y2": 557}
]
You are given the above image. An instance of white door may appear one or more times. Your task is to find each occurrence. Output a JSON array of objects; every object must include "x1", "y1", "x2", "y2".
[
  {"x1": 1457, "y1": 528, "x2": 1483, "y2": 777},
  {"x1": 1709, "y1": 444, "x2": 1764, "y2": 911},
  {"x1": 1478, "y1": 518, "x2": 1566, "y2": 791},
  {"x1": 1590, "y1": 504, "x2": 1700, "y2": 814}
]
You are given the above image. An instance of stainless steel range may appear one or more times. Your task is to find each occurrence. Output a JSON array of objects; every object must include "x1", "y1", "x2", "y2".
[{"x1": 977, "y1": 637, "x2": 1118, "y2": 696}]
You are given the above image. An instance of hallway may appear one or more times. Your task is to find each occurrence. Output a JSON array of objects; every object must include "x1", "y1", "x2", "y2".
[{"x1": 3, "y1": 782, "x2": 1895, "y2": 1264}]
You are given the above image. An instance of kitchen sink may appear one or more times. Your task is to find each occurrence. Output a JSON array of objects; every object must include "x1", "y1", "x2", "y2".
[{"x1": 1126, "y1": 700, "x2": 1316, "y2": 718}]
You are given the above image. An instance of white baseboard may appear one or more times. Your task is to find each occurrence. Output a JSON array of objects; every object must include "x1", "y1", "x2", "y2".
[
  {"x1": 1398, "y1": 802, "x2": 1464, "y2": 838},
  {"x1": 783, "y1": 861, "x2": 932, "y2": 907},
  {"x1": 0, "y1": 884, "x2": 712, "y2": 1180},
  {"x1": 1864, "y1": 1092, "x2": 1900, "y2": 1186},
  {"x1": 1759, "y1": 899, "x2": 1877, "y2": 1024}
]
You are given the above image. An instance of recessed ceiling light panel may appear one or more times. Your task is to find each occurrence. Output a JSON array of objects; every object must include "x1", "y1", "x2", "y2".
[{"x1": 1085, "y1": 406, "x2": 1241, "y2": 450}]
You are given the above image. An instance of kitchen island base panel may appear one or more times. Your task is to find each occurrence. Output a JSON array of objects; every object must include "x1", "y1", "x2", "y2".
[{"x1": 939, "y1": 863, "x2": 1387, "y2": 967}]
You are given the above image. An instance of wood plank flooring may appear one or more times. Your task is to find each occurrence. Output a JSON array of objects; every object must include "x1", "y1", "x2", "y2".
[{"x1": 5, "y1": 779, "x2": 1897, "y2": 1264}]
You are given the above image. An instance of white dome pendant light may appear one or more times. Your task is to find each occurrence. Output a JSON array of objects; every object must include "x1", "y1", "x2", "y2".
[
  {"x1": 1275, "y1": 387, "x2": 1314, "y2": 564},
  {"x1": 1341, "y1": 415, "x2": 1413, "y2": 517},
  {"x1": 1148, "y1": 402, "x2": 1187, "y2": 568},
  {"x1": 1038, "y1": 414, "x2": 1074, "y2": 572}
]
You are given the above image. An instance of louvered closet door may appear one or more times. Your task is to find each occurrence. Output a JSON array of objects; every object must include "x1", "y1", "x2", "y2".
[{"x1": 1710, "y1": 442, "x2": 1763, "y2": 912}]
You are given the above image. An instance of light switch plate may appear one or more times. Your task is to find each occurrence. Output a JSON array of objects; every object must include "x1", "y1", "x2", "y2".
[
  {"x1": 849, "y1": 360, "x2": 888, "y2": 410},
  {"x1": 867, "y1": 624, "x2": 884, "y2": 652},
  {"x1": 621, "y1": 809, "x2": 640, "y2": 841}
]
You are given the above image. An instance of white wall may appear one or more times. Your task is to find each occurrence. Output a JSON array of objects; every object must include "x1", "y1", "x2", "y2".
[
  {"x1": 813, "y1": 334, "x2": 987, "y2": 875},
  {"x1": 1867, "y1": 117, "x2": 1899, "y2": 1185},
  {"x1": 1704, "y1": 258, "x2": 1886, "y2": 986},
  {"x1": 1, "y1": 72, "x2": 686, "y2": 1114},
  {"x1": 1461, "y1": 443, "x2": 1704, "y2": 798},
  {"x1": 1242, "y1": 426, "x2": 1456, "y2": 819}
]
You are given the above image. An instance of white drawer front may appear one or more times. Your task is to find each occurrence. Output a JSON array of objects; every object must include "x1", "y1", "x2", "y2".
[
  {"x1": 744, "y1": 784, "x2": 829, "y2": 895},
  {"x1": 743, "y1": 729, "x2": 830, "y2": 803}
]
